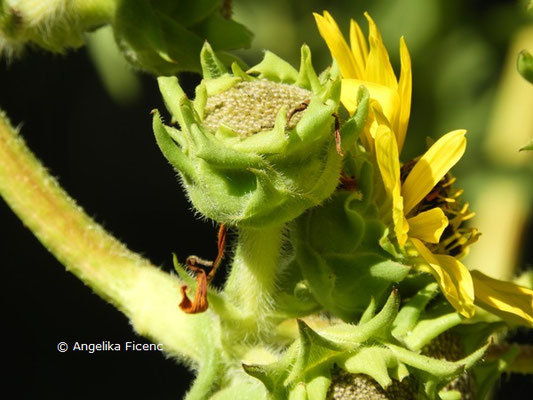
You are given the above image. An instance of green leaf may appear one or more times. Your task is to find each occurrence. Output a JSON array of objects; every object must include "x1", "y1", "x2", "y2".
[
  {"x1": 518, "y1": 50, "x2": 533, "y2": 84},
  {"x1": 193, "y1": 12, "x2": 253, "y2": 51},
  {"x1": 154, "y1": 0, "x2": 221, "y2": 27},
  {"x1": 114, "y1": 0, "x2": 202, "y2": 74}
]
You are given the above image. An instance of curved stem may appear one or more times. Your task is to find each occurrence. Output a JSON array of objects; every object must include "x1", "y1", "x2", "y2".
[{"x1": 0, "y1": 111, "x2": 209, "y2": 363}]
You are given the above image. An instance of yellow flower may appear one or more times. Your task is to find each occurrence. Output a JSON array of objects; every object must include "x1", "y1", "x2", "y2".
[
  {"x1": 314, "y1": 11, "x2": 411, "y2": 153},
  {"x1": 375, "y1": 126, "x2": 475, "y2": 317},
  {"x1": 471, "y1": 270, "x2": 533, "y2": 327},
  {"x1": 316, "y1": 11, "x2": 533, "y2": 326}
]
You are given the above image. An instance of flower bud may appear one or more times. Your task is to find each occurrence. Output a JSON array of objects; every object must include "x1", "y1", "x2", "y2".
[{"x1": 153, "y1": 42, "x2": 369, "y2": 227}]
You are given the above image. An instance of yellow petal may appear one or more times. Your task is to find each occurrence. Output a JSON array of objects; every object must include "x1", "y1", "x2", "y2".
[
  {"x1": 407, "y1": 207, "x2": 448, "y2": 243},
  {"x1": 396, "y1": 36, "x2": 412, "y2": 154},
  {"x1": 375, "y1": 127, "x2": 409, "y2": 246},
  {"x1": 341, "y1": 79, "x2": 399, "y2": 121},
  {"x1": 471, "y1": 270, "x2": 533, "y2": 327},
  {"x1": 364, "y1": 12, "x2": 398, "y2": 90},
  {"x1": 349, "y1": 19, "x2": 368, "y2": 77},
  {"x1": 402, "y1": 130, "x2": 467, "y2": 215},
  {"x1": 314, "y1": 12, "x2": 362, "y2": 78},
  {"x1": 411, "y1": 238, "x2": 475, "y2": 318}
]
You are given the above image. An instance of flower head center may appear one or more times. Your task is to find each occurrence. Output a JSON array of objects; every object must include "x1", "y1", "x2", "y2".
[{"x1": 203, "y1": 80, "x2": 311, "y2": 137}]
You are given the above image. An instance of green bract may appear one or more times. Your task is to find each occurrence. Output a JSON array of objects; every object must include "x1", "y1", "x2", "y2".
[
  {"x1": 292, "y1": 155, "x2": 409, "y2": 321},
  {"x1": 153, "y1": 43, "x2": 369, "y2": 227},
  {"x1": 243, "y1": 291, "x2": 490, "y2": 400}
]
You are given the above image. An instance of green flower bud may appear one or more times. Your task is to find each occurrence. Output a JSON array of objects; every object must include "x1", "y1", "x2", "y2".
[{"x1": 153, "y1": 42, "x2": 369, "y2": 227}]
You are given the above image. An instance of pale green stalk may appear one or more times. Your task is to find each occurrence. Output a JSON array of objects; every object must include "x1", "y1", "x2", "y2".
[
  {"x1": 0, "y1": 111, "x2": 210, "y2": 364},
  {"x1": 223, "y1": 225, "x2": 285, "y2": 338}
]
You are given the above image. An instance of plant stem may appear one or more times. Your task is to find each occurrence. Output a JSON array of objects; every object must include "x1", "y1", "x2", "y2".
[
  {"x1": 0, "y1": 111, "x2": 209, "y2": 363},
  {"x1": 223, "y1": 225, "x2": 285, "y2": 337}
]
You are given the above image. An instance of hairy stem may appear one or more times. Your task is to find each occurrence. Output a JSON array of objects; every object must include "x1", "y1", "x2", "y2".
[
  {"x1": 0, "y1": 111, "x2": 209, "y2": 363},
  {"x1": 223, "y1": 225, "x2": 285, "y2": 337}
]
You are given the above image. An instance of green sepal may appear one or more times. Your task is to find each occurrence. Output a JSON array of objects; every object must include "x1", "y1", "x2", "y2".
[
  {"x1": 359, "y1": 296, "x2": 377, "y2": 324},
  {"x1": 152, "y1": 110, "x2": 196, "y2": 181},
  {"x1": 518, "y1": 50, "x2": 533, "y2": 84},
  {"x1": 387, "y1": 339, "x2": 489, "y2": 383},
  {"x1": 247, "y1": 51, "x2": 299, "y2": 83},
  {"x1": 403, "y1": 312, "x2": 463, "y2": 351},
  {"x1": 157, "y1": 76, "x2": 194, "y2": 129},
  {"x1": 339, "y1": 347, "x2": 408, "y2": 389},
  {"x1": 386, "y1": 344, "x2": 462, "y2": 379},
  {"x1": 286, "y1": 320, "x2": 344, "y2": 384},
  {"x1": 201, "y1": 41, "x2": 229, "y2": 79},
  {"x1": 321, "y1": 290, "x2": 400, "y2": 343},
  {"x1": 339, "y1": 87, "x2": 369, "y2": 153},
  {"x1": 231, "y1": 62, "x2": 255, "y2": 81},
  {"x1": 392, "y1": 282, "x2": 440, "y2": 339},
  {"x1": 244, "y1": 293, "x2": 399, "y2": 396},
  {"x1": 304, "y1": 365, "x2": 332, "y2": 400},
  {"x1": 296, "y1": 45, "x2": 321, "y2": 92}
]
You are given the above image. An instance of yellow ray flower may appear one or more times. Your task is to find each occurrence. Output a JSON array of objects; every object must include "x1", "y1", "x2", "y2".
[
  {"x1": 375, "y1": 127, "x2": 474, "y2": 317},
  {"x1": 316, "y1": 11, "x2": 533, "y2": 326},
  {"x1": 471, "y1": 270, "x2": 533, "y2": 327},
  {"x1": 314, "y1": 11, "x2": 412, "y2": 152}
]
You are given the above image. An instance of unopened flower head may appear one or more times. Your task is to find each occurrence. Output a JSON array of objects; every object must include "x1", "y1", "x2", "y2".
[{"x1": 153, "y1": 42, "x2": 369, "y2": 228}]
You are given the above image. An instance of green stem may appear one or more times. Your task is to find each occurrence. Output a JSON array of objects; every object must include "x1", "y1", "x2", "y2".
[
  {"x1": 0, "y1": 111, "x2": 209, "y2": 363},
  {"x1": 223, "y1": 225, "x2": 285, "y2": 337}
]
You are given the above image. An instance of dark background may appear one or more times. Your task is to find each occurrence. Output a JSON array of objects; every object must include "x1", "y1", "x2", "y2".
[
  {"x1": 1, "y1": 49, "x2": 210, "y2": 399},
  {"x1": 1, "y1": 7, "x2": 532, "y2": 398}
]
